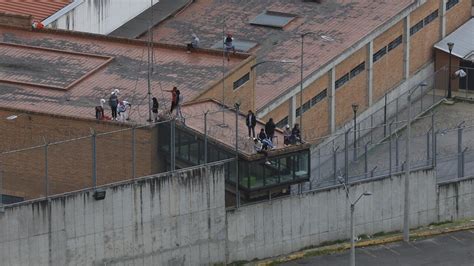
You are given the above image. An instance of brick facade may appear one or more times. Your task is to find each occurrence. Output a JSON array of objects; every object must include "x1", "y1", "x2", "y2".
[
  {"x1": 335, "y1": 47, "x2": 368, "y2": 127},
  {"x1": 409, "y1": 0, "x2": 440, "y2": 75},
  {"x1": 196, "y1": 57, "x2": 257, "y2": 112},
  {"x1": 0, "y1": 109, "x2": 159, "y2": 199},
  {"x1": 445, "y1": 0, "x2": 472, "y2": 35},
  {"x1": 373, "y1": 20, "x2": 405, "y2": 102}
]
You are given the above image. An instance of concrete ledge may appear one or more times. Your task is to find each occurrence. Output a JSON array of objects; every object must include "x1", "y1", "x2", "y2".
[{"x1": 254, "y1": 219, "x2": 474, "y2": 266}]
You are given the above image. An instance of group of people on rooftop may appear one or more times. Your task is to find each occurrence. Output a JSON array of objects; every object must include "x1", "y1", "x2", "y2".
[
  {"x1": 187, "y1": 32, "x2": 236, "y2": 60},
  {"x1": 246, "y1": 110, "x2": 303, "y2": 164},
  {"x1": 95, "y1": 89, "x2": 131, "y2": 122}
]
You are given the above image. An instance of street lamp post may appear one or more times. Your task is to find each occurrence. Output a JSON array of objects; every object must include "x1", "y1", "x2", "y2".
[
  {"x1": 338, "y1": 177, "x2": 372, "y2": 266},
  {"x1": 352, "y1": 104, "x2": 359, "y2": 160},
  {"x1": 447, "y1": 42, "x2": 454, "y2": 99}
]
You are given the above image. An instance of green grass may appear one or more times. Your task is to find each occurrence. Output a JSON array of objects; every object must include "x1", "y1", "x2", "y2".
[
  {"x1": 372, "y1": 230, "x2": 400, "y2": 238},
  {"x1": 428, "y1": 220, "x2": 453, "y2": 227}
]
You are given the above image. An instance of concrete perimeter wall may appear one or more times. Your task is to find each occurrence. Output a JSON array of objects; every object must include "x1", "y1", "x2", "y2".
[
  {"x1": 0, "y1": 164, "x2": 226, "y2": 266},
  {"x1": 226, "y1": 169, "x2": 474, "y2": 262},
  {"x1": 438, "y1": 178, "x2": 474, "y2": 222},
  {"x1": 1, "y1": 165, "x2": 474, "y2": 264}
]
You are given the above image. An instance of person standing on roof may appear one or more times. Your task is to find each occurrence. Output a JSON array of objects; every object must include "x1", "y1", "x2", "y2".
[
  {"x1": 224, "y1": 33, "x2": 236, "y2": 61},
  {"x1": 246, "y1": 110, "x2": 257, "y2": 138},
  {"x1": 283, "y1": 124, "x2": 292, "y2": 146},
  {"x1": 265, "y1": 118, "x2": 276, "y2": 142},
  {"x1": 152, "y1": 97, "x2": 159, "y2": 122},
  {"x1": 175, "y1": 89, "x2": 184, "y2": 120},
  {"x1": 187, "y1": 33, "x2": 200, "y2": 53},
  {"x1": 95, "y1": 99, "x2": 105, "y2": 120},
  {"x1": 164, "y1": 86, "x2": 178, "y2": 115},
  {"x1": 109, "y1": 89, "x2": 119, "y2": 120}
]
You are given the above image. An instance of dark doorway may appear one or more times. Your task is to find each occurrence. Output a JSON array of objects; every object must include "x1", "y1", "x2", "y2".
[{"x1": 459, "y1": 60, "x2": 474, "y2": 91}]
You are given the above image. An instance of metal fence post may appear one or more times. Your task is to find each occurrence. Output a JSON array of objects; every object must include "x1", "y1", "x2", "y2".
[
  {"x1": 426, "y1": 130, "x2": 430, "y2": 165},
  {"x1": 457, "y1": 123, "x2": 464, "y2": 178},
  {"x1": 171, "y1": 119, "x2": 176, "y2": 171},
  {"x1": 395, "y1": 97, "x2": 399, "y2": 122},
  {"x1": 333, "y1": 146, "x2": 338, "y2": 184},
  {"x1": 204, "y1": 111, "x2": 208, "y2": 164},
  {"x1": 344, "y1": 130, "x2": 349, "y2": 184},
  {"x1": 364, "y1": 143, "x2": 369, "y2": 178},
  {"x1": 389, "y1": 122, "x2": 393, "y2": 177},
  {"x1": 318, "y1": 148, "x2": 321, "y2": 181},
  {"x1": 395, "y1": 136, "x2": 400, "y2": 172},
  {"x1": 132, "y1": 126, "x2": 136, "y2": 179},
  {"x1": 91, "y1": 129, "x2": 97, "y2": 188},
  {"x1": 0, "y1": 154, "x2": 3, "y2": 212},
  {"x1": 235, "y1": 104, "x2": 240, "y2": 207},
  {"x1": 461, "y1": 148, "x2": 467, "y2": 178},
  {"x1": 43, "y1": 138, "x2": 49, "y2": 199},
  {"x1": 370, "y1": 114, "x2": 374, "y2": 143},
  {"x1": 384, "y1": 93, "x2": 387, "y2": 137},
  {"x1": 433, "y1": 130, "x2": 438, "y2": 167}
]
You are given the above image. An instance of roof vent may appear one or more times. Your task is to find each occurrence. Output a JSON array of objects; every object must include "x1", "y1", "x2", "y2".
[{"x1": 249, "y1": 11, "x2": 297, "y2": 29}]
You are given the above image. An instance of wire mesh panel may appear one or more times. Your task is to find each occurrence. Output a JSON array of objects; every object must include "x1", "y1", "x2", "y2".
[
  {"x1": 48, "y1": 137, "x2": 93, "y2": 195},
  {"x1": 2, "y1": 146, "x2": 46, "y2": 200}
]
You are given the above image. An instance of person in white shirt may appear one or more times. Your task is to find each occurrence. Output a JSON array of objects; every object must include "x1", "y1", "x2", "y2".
[
  {"x1": 254, "y1": 138, "x2": 271, "y2": 165},
  {"x1": 187, "y1": 33, "x2": 200, "y2": 53}
]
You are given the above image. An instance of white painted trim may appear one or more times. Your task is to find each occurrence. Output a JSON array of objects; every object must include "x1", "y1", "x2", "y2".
[
  {"x1": 367, "y1": 41, "x2": 374, "y2": 106},
  {"x1": 258, "y1": 1, "x2": 423, "y2": 117},
  {"x1": 403, "y1": 16, "x2": 411, "y2": 80},
  {"x1": 329, "y1": 68, "x2": 336, "y2": 133},
  {"x1": 440, "y1": 0, "x2": 447, "y2": 38},
  {"x1": 42, "y1": 0, "x2": 84, "y2": 26}
]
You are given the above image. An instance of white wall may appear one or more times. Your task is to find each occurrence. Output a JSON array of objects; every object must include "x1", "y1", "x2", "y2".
[
  {"x1": 47, "y1": 0, "x2": 155, "y2": 35},
  {"x1": 0, "y1": 164, "x2": 227, "y2": 266}
]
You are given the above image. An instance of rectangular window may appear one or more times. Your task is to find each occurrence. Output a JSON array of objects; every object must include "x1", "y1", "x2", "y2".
[
  {"x1": 373, "y1": 47, "x2": 387, "y2": 62},
  {"x1": 296, "y1": 107, "x2": 301, "y2": 117},
  {"x1": 446, "y1": 0, "x2": 459, "y2": 10},
  {"x1": 302, "y1": 100, "x2": 311, "y2": 113},
  {"x1": 424, "y1": 10, "x2": 439, "y2": 25},
  {"x1": 276, "y1": 116, "x2": 288, "y2": 129},
  {"x1": 233, "y1": 72, "x2": 250, "y2": 90},
  {"x1": 311, "y1": 89, "x2": 327, "y2": 106},
  {"x1": 387, "y1": 35, "x2": 402, "y2": 52},
  {"x1": 335, "y1": 73, "x2": 349, "y2": 90},
  {"x1": 410, "y1": 20, "x2": 424, "y2": 36},
  {"x1": 350, "y1": 62, "x2": 365, "y2": 78}
]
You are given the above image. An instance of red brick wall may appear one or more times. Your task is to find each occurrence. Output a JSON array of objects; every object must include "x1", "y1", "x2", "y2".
[{"x1": 0, "y1": 109, "x2": 158, "y2": 199}]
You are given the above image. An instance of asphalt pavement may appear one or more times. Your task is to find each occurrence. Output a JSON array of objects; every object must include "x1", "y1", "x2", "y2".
[{"x1": 283, "y1": 230, "x2": 474, "y2": 266}]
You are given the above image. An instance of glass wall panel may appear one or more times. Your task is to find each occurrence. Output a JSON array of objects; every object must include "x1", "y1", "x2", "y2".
[
  {"x1": 248, "y1": 161, "x2": 264, "y2": 189},
  {"x1": 264, "y1": 160, "x2": 280, "y2": 186},
  {"x1": 189, "y1": 142, "x2": 199, "y2": 164},
  {"x1": 279, "y1": 156, "x2": 294, "y2": 183},
  {"x1": 239, "y1": 161, "x2": 249, "y2": 189},
  {"x1": 295, "y1": 152, "x2": 309, "y2": 180}
]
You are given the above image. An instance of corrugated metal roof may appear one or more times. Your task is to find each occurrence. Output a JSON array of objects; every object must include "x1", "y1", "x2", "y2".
[
  {"x1": 0, "y1": 1, "x2": 71, "y2": 22},
  {"x1": 434, "y1": 18, "x2": 474, "y2": 59}
]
